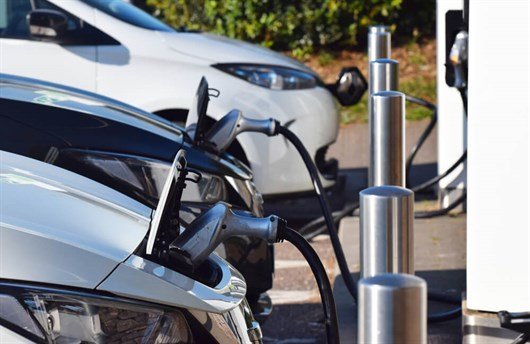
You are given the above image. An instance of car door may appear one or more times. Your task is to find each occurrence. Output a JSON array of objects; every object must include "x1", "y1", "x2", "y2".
[{"x1": 0, "y1": 0, "x2": 96, "y2": 91}]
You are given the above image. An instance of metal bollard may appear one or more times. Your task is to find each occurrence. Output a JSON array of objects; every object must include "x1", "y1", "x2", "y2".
[
  {"x1": 370, "y1": 58, "x2": 399, "y2": 95},
  {"x1": 369, "y1": 91, "x2": 405, "y2": 187},
  {"x1": 360, "y1": 185, "x2": 414, "y2": 278},
  {"x1": 368, "y1": 25, "x2": 391, "y2": 62},
  {"x1": 368, "y1": 59, "x2": 399, "y2": 168},
  {"x1": 358, "y1": 273, "x2": 427, "y2": 344}
]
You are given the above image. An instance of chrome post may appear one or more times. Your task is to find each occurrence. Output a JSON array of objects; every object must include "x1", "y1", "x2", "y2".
[
  {"x1": 368, "y1": 60, "x2": 399, "y2": 181},
  {"x1": 367, "y1": 26, "x2": 393, "y2": 112},
  {"x1": 369, "y1": 58, "x2": 399, "y2": 96},
  {"x1": 368, "y1": 25, "x2": 391, "y2": 62},
  {"x1": 369, "y1": 90, "x2": 405, "y2": 186},
  {"x1": 360, "y1": 185, "x2": 414, "y2": 279},
  {"x1": 358, "y1": 273, "x2": 427, "y2": 344}
]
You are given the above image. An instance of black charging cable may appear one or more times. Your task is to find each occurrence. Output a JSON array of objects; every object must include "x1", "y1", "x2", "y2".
[
  {"x1": 300, "y1": 160, "x2": 467, "y2": 235},
  {"x1": 300, "y1": 95, "x2": 468, "y2": 240},
  {"x1": 415, "y1": 192, "x2": 466, "y2": 219},
  {"x1": 512, "y1": 334, "x2": 530, "y2": 344},
  {"x1": 276, "y1": 124, "x2": 359, "y2": 303},
  {"x1": 405, "y1": 95, "x2": 438, "y2": 189},
  {"x1": 405, "y1": 94, "x2": 468, "y2": 194},
  {"x1": 498, "y1": 311, "x2": 530, "y2": 344},
  {"x1": 411, "y1": 151, "x2": 467, "y2": 194},
  {"x1": 407, "y1": 91, "x2": 468, "y2": 220},
  {"x1": 275, "y1": 124, "x2": 462, "y2": 323},
  {"x1": 277, "y1": 225, "x2": 340, "y2": 344}
]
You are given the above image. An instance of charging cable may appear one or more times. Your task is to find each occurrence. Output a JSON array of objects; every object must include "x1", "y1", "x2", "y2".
[
  {"x1": 274, "y1": 124, "x2": 462, "y2": 323},
  {"x1": 197, "y1": 90, "x2": 467, "y2": 323},
  {"x1": 300, "y1": 91, "x2": 468, "y2": 239},
  {"x1": 170, "y1": 202, "x2": 340, "y2": 343},
  {"x1": 281, "y1": 226, "x2": 340, "y2": 344}
]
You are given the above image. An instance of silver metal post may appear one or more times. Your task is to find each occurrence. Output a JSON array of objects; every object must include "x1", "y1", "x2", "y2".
[
  {"x1": 370, "y1": 58, "x2": 399, "y2": 95},
  {"x1": 369, "y1": 90, "x2": 405, "y2": 186},
  {"x1": 358, "y1": 273, "x2": 427, "y2": 344},
  {"x1": 360, "y1": 185, "x2": 414, "y2": 278},
  {"x1": 368, "y1": 59, "x2": 399, "y2": 158},
  {"x1": 368, "y1": 25, "x2": 391, "y2": 62}
]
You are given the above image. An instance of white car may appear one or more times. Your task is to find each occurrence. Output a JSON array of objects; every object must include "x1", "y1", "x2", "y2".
[
  {"x1": 0, "y1": 0, "x2": 365, "y2": 198},
  {"x1": 0, "y1": 150, "x2": 260, "y2": 343}
]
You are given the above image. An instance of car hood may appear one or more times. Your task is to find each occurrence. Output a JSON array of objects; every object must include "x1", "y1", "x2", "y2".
[
  {"x1": 0, "y1": 73, "x2": 253, "y2": 183},
  {"x1": 160, "y1": 32, "x2": 314, "y2": 73},
  {"x1": 0, "y1": 151, "x2": 151, "y2": 289}
]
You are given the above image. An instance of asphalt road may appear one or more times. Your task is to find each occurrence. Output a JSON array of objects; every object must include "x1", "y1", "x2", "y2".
[{"x1": 261, "y1": 213, "x2": 466, "y2": 343}]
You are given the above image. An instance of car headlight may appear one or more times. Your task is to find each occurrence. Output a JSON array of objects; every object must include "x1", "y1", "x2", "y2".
[
  {"x1": 57, "y1": 149, "x2": 226, "y2": 207},
  {"x1": 213, "y1": 63, "x2": 318, "y2": 90},
  {"x1": 0, "y1": 283, "x2": 193, "y2": 343}
]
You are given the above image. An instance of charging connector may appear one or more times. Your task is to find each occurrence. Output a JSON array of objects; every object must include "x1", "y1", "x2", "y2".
[
  {"x1": 170, "y1": 202, "x2": 282, "y2": 267},
  {"x1": 205, "y1": 110, "x2": 276, "y2": 152},
  {"x1": 170, "y1": 202, "x2": 339, "y2": 343}
]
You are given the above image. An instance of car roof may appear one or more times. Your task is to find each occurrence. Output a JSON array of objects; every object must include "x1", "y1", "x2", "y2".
[{"x1": 0, "y1": 73, "x2": 184, "y2": 143}]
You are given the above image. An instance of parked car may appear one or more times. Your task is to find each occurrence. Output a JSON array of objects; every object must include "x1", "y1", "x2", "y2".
[
  {"x1": 0, "y1": 149, "x2": 260, "y2": 343},
  {"x1": 0, "y1": 0, "x2": 365, "y2": 206},
  {"x1": 0, "y1": 73, "x2": 272, "y2": 318}
]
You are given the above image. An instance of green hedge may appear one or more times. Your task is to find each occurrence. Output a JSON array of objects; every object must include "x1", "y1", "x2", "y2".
[{"x1": 144, "y1": 0, "x2": 434, "y2": 58}]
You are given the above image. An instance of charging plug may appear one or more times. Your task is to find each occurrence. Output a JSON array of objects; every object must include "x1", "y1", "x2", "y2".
[
  {"x1": 170, "y1": 202, "x2": 285, "y2": 267},
  {"x1": 205, "y1": 109, "x2": 277, "y2": 152}
]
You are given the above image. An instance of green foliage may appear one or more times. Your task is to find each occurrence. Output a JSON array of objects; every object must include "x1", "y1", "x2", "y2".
[
  {"x1": 407, "y1": 41, "x2": 428, "y2": 66},
  {"x1": 401, "y1": 76, "x2": 436, "y2": 121},
  {"x1": 393, "y1": 0, "x2": 436, "y2": 39},
  {"x1": 142, "y1": 0, "x2": 437, "y2": 123},
  {"x1": 318, "y1": 51, "x2": 335, "y2": 66},
  {"x1": 145, "y1": 0, "x2": 429, "y2": 56}
]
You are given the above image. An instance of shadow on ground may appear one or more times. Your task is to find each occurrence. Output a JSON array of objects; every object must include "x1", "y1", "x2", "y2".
[
  {"x1": 265, "y1": 162, "x2": 438, "y2": 224},
  {"x1": 261, "y1": 303, "x2": 327, "y2": 344}
]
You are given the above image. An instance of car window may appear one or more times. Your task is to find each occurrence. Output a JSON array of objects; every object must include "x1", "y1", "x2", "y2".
[
  {"x1": 81, "y1": 0, "x2": 174, "y2": 32},
  {"x1": 34, "y1": 0, "x2": 79, "y2": 31},
  {"x1": 0, "y1": 0, "x2": 119, "y2": 45},
  {"x1": 33, "y1": 0, "x2": 119, "y2": 45},
  {"x1": 0, "y1": 0, "x2": 32, "y2": 38},
  {"x1": 0, "y1": 0, "x2": 80, "y2": 38}
]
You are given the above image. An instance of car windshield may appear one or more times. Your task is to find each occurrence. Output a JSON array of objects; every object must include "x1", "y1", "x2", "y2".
[{"x1": 81, "y1": 0, "x2": 175, "y2": 32}]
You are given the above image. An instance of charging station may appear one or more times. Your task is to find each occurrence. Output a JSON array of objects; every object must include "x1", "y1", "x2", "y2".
[
  {"x1": 459, "y1": 0, "x2": 530, "y2": 342},
  {"x1": 436, "y1": 0, "x2": 467, "y2": 207}
]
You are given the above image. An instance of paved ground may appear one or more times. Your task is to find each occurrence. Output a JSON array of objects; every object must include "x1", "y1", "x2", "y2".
[
  {"x1": 333, "y1": 216, "x2": 466, "y2": 344},
  {"x1": 262, "y1": 213, "x2": 466, "y2": 343},
  {"x1": 261, "y1": 234, "x2": 335, "y2": 343},
  {"x1": 328, "y1": 120, "x2": 438, "y2": 169},
  {"x1": 261, "y1": 121, "x2": 467, "y2": 343}
]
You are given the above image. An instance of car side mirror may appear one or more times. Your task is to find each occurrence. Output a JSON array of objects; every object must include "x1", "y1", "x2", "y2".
[
  {"x1": 330, "y1": 67, "x2": 368, "y2": 106},
  {"x1": 28, "y1": 9, "x2": 68, "y2": 42}
]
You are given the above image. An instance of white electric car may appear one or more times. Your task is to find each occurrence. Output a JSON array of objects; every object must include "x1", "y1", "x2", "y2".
[
  {"x1": 0, "y1": 0, "x2": 365, "y2": 199},
  {"x1": 0, "y1": 150, "x2": 260, "y2": 343}
]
